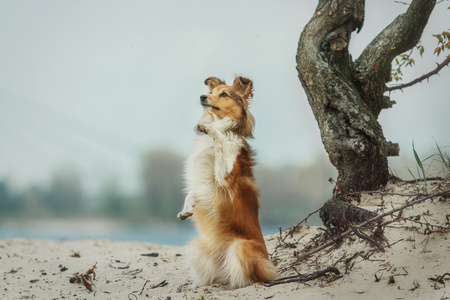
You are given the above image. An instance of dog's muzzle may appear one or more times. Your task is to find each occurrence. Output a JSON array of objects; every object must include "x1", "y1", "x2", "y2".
[
  {"x1": 200, "y1": 95, "x2": 209, "y2": 106},
  {"x1": 200, "y1": 95, "x2": 219, "y2": 110}
]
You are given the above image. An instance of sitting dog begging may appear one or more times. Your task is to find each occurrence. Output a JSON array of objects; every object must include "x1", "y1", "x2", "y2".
[{"x1": 177, "y1": 76, "x2": 278, "y2": 288}]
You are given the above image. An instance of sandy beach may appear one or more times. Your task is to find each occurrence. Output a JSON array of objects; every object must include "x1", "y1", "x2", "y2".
[{"x1": 1, "y1": 180, "x2": 449, "y2": 300}]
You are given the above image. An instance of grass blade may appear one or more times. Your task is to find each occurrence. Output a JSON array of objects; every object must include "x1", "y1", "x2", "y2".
[
  {"x1": 412, "y1": 141, "x2": 427, "y2": 188},
  {"x1": 435, "y1": 141, "x2": 450, "y2": 172}
]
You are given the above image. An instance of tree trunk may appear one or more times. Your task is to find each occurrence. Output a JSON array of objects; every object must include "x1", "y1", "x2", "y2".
[{"x1": 296, "y1": 0, "x2": 436, "y2": 227}]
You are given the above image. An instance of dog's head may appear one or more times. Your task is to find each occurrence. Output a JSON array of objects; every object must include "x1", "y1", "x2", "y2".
[{"x1": 199, "y1": 76, "x2": 255, "y2": 138}]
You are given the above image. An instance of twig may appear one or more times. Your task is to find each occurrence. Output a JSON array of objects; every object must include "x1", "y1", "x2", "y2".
[
  {"x1": 387, "y1": 56, "x2": 450, "y2": 92},
  {"x1": 350, "y1": 225, "x2": 384, "y2": 252},
  {"x1": 381, "y1": 238, "x2": 404, "y2": 251},
  {"x1": 109, "y1": 263, "x2": 130, "y2": 269},
  {"x1": 382, "y1": 215, "x2": 450, "y2": 232},
  {"x1": 347, "y1": 190, "x2": 419, "y2": 198},
  {"x1": 435, "y1": 273, "x2": 450, "y2": 283},
  {"x1": 429, "y1": 272, "x2": 450, "y2": 289},
  {"x1": 270, "y1": 206, "x2": 322, "y2": 258},
  {"x1": 404, "y1": 177, "x2": 444, "y2": 184},
  {"x1": 263, "y1": 266, "x2": 340, "y2": 287},
  {"x1": 128, "y1": 294, "x2": 138, "y2": 300},
  {"x1": 361, "y1": 238, "x2": 404, "y2": 261},
  {"x1": 151, "y1": 280, "x2": 168, "y2": 289},
  {"x1": 344, "y1": 252, "x2": 359, "y2": 273},
  {"x1": 139, "y1": 280, "x2": 150, "y2": 295},
  {"x1": 295, "y1": 191, "x2": 450, "y2": 260}
]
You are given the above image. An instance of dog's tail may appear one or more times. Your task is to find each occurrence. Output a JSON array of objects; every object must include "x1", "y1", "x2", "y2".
[{"x1": 224, "y1": 239, "x2": 279, "y2": 288}]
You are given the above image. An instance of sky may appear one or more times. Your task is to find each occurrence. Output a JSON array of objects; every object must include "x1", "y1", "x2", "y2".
[{"x1": 0, "y1": 0, "x2": 449, "y2": 194}]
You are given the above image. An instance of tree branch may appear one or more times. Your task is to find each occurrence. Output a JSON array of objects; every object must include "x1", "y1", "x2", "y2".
[
  {"x1": 353, "y1": 0, "x2": 436, "y2": 115},
  {"x1": 386, "y1": 56, "x2": 450, "y2": 92},
  {"x1": 356, "y1": 0, "x2": 436, "y2": 73}
]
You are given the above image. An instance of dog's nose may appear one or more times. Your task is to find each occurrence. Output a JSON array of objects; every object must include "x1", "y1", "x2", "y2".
[{"x1": 200, "y1": 95, "x2": 208, "y2": 103}]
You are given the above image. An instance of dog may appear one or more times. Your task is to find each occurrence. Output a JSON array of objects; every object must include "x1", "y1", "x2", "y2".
[{"x1": 177, "y1": 76, "x2": 279, "y2": 288}]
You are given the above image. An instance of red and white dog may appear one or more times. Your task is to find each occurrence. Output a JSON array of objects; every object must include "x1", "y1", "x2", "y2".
[{"x1": 177, "y1": 76, "x2": 278, "y2": 288}]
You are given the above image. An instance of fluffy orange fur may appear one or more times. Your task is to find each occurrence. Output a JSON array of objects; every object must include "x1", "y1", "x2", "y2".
[{"x1": 178, "y1": 76, "x2": 278, "y2": 288}]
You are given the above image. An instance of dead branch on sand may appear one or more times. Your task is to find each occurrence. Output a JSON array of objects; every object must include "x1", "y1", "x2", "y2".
[
  {"x1": 263, "y1": 266, "x2": 341, "y2": 287},
  {"x1": 270, "y1": 207, "x2": 322, "y2": 258},
  {"x1": 69, "y1": 263, "x2": 97, "y2": 292},
  {"x1": 295, "y1": 190, "x2": 450, "y2": 261},
  {"x1": 266, "y1": 187, "x2": 450, "y2": 287}
]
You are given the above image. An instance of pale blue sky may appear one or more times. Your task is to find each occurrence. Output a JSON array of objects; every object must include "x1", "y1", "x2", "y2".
[{"x1": 0, "y1": 0, "x2": 448, "y2": 193}]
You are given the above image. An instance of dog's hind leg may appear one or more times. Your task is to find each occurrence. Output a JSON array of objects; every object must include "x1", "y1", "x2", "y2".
[
  {"x1": 188, "y1": 238, "x2": 226, "y2": 286},
  {"x1": 223, "y1": 240, "x2": 252, "y2": 288},
  {"x1": 224, "y1": 239, "x2": 279, "y2": 288}
]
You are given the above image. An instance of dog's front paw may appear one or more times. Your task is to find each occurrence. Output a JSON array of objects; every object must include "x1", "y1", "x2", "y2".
[
  {"x1": 177, "y1": 210, "x2": 193, "y2": 220},
  {"x1": 196, "y1": 123, "x2": 210, "y2": 135}
]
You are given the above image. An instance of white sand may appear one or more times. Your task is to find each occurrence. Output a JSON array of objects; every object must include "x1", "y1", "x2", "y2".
[{"x1": 1, "y1": 181, "x2": 449, "y2": 299}]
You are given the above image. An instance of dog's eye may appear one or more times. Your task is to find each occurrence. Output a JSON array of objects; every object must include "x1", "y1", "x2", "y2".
[{"x1": 219, "y1": 93, "x2": 228, "y2": 97}]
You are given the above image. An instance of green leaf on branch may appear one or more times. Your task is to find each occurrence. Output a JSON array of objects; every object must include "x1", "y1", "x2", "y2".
[
  {"x1": 419, "y1": 46, "x2": 424, "y2": 56},
  {"x1": 434, "y1": 47, "x2": 442, "y2": 56},
  {"x1": 434, "y1": 34, "x2": 444, "y2": 44}
]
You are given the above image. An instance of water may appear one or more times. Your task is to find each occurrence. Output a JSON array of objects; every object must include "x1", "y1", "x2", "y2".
[{"x1": 0, "y1": 219, "x2": 291, "y2": 246}]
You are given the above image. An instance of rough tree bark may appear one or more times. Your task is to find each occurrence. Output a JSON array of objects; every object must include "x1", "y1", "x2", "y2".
[{"x1": 296, "y1": 0, "x2": 436, "y2": 228}]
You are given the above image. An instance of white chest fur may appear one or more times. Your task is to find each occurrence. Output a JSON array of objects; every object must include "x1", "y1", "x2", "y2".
[
  {"x1": 178, "y1": 130, "x2": 243, "y2": 219},
  {"x1": 187, "y1": 130, "x2": 243, "y2": 190}
]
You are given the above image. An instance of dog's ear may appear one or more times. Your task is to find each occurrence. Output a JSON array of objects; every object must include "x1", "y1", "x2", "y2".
[
  {"x1": 204, "y1": 77, "x2": 226, "y2": 91},
  {"x1": 232, "y1": 77, "x2": 253, "y2": 101}
]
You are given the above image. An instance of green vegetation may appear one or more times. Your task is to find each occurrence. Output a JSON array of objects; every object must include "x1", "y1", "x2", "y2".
[
  {"x1": 408, "y1": 141, "x2": 431, "y2": 190},
  {"x1": 435, "y1": 141, "x2": 450, "y2": 174},
  {"x1": 407, "y1": 141, "x2": 450, "y2": 191}
]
